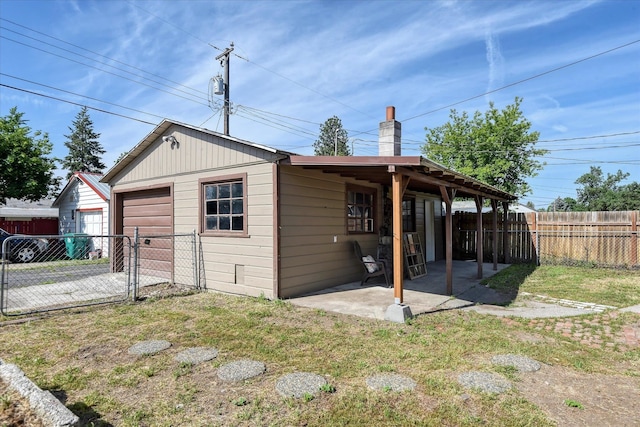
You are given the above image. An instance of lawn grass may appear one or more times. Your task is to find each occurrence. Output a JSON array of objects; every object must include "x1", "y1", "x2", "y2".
[
  {"x1": 1, "y1": 282, "x2": 639, "y2": 426},
  {"x1": 482, "y1": 264, "x2": 640, "y2": 307}
]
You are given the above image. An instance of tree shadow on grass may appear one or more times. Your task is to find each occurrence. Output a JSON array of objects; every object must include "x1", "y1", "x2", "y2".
[{"x1": 480, "y1": 262, "x2": 537, "y2": 302}]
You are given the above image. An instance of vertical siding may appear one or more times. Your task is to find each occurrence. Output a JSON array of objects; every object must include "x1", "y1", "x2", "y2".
[{"x1": 278, "y1": 166, "x2": 381, "y2": 298}]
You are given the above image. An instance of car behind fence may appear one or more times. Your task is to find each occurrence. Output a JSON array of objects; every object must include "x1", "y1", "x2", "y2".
[{"x1": 1, "y1": 230, "x2": 198, "y2": 316}]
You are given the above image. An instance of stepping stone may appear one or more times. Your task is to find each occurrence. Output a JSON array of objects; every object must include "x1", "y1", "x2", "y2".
[
  {"x1": 458, "y1": 371, "x2": 511, "y2": 394},
  {"x1": 491, "y1": 354, "x2": 541, "y2": 372},
  {"x1": 175, "y1": 347, "x2": 218, "y2": 365},
  {"x1": 128, "y1": 340, "x2": 171, "y2": 356},
  {"x1": 276, "y1": 372, "x2": 327, "y2": 398},
  {"x1": 366, "y1": 373, "x2": 416, "y2": 392},
  {"x1": 217, "y1": 360, "x2": 266, "y2": 382}
]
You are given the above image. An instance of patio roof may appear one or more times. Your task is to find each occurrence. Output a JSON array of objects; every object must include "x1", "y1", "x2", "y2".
[
  {"x1": 283, "y1": 155, "x2": 516, "y2": 202},
  {"x1": 284, "y1": 154, "x2": 515, "y2": 317}
]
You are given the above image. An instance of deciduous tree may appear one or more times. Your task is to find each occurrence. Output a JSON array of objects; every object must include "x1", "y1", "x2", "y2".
[
  {"x1": 422, "y1": 97, "x2": 547, "y2": 199},
  {"x1": 574, "y1": 166, "x2": 640, "y2": 211},
  {"x1": 0, "y1": 107, "x2": 59, "y2": 204}
]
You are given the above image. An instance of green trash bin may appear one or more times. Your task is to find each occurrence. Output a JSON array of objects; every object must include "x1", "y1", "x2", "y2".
[{"x1": 64, "y1": 233, "x2": 90, "y2": 259}]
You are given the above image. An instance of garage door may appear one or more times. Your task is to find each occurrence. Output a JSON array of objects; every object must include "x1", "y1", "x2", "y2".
[{"x1": 121, "y1": 187, "x2": 173, "y2": 280}]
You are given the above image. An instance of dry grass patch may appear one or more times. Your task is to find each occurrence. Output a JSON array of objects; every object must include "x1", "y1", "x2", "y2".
[{"x1": 0, "y1": 290, "x2": 638, "y2": 426}]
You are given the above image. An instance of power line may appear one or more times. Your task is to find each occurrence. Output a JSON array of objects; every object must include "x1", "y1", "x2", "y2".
[
  {"x1": 1, "y1": 35, "x2": 210, "y2": 107},
  {"x1": 236, "y1": 106, "x2": 317, "y2": 138},
  {"x1": 0, "y1": 18, "x2": 206, "y2": 98},
  {"x1": 536, "y1": 130, "x2": 640, "y2": 143},
  {"x1": 0, "y1": 83, "x2": 157, "y2": 125},
  {"x1": 1, "y1": 73, "x2": 167, "y2": 121},
  {"x1": 401, "y1": 39, "x2": 640, "y2": 123},
  {"x1": 125, "y1": 3, "x2": 376, "y2": 121},
  {"x1": 348, "y1": 38, "x2": 640, "y2": 138}
]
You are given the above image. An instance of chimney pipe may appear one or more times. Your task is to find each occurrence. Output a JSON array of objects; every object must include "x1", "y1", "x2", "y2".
[
  {"x1": 386, "y1": 106, "x2": 395, "y2": 121},
  {"x1": 379, "y1": 106, "x2": 401, "y2": 156}
]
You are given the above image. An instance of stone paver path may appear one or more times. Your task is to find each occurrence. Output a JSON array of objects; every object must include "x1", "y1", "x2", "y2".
[
  {"x1": 491, "y1": 354, "x2": 541, "y2": 372},
  {"x1": 458, "y1": 371, "x2": 512, "y2": 394},
  {"x1": 175, "y1": 347, "x2": 218, "y2": 365},
  {"x1": 366, "y1": 373, "x2": 416, "y2": 392},
  {"x1": 217, "y1": 360, "x2": 266, "y2": 382},
  {"x1": 503, "y1": 311, "x2": 640, "y2": 351},
  {"x1": 520, "y1": 293, "x2": 617, "y2": 313},
  {"x1": 128, "y1": 340, "x2": 171, "y2": 356},
  {"x1": 276, "y1": 372, "x2": 327, "y2": 398}
]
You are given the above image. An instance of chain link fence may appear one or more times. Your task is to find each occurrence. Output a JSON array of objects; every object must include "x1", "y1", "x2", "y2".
[{"x1": 1, "y1": 229, "x2": 199, "y2": 316}]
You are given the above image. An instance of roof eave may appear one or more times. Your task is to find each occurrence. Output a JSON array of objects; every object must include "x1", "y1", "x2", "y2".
[{"x1": 284, "y1": 155, "x2": 515, "y2": 201}]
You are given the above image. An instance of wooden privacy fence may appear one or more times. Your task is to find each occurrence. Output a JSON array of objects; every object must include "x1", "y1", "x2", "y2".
[{"x1": 453, "y1": 210, "x2": 639, "y2": 268}]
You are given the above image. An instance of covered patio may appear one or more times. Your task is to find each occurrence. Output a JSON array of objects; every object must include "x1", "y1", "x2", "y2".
[
  {"x1": 285, "y1": 154, "x2": 516, "y2": 320},
  {"x1": 289, "y1": 260, "x2": 512, "y2": 320}
]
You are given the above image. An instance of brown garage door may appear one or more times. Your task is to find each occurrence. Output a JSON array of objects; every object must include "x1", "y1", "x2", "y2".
[{"x1": 121, "y1": 187, "x2": 173, "y2": 280}]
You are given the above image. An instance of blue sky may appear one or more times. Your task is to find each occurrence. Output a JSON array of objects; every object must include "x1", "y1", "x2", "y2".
[{"x1": 1, "y1": 0, "x2": 638, "y2": 209}]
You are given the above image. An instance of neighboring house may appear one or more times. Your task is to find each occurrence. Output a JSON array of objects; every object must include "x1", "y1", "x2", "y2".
[
  {"x1": 102, "y1": 108, "x2": 514, "y2": 300},
  {"x1": 52, "y1": 172, "x2": 110, "y2": 256},
  {"x1": 451, "y1": 201, "x2": 536, "y2": 214},
  {"x1": 0, "y1": 198, "x2": 58, "y2": 235}
]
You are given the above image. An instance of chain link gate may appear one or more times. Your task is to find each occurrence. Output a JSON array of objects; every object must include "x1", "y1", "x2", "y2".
[
  {"x1": 131, "y1": 229, "x2": 200, "y2": 299},
  {"x1": 1, "y1": 230, "x2": 199, "y2": 316}
]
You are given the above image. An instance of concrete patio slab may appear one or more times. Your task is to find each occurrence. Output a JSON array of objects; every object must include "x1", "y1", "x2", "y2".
[
  {"x1": 289, "y1": 260, "x2": 513, "y2": 320},
  {"x1": 289, "y1": 260, "x2": 622, "y2": 320}
]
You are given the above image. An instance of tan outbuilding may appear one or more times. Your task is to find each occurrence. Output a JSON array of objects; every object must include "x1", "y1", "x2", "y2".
[{"x1": 102, "y1": 108, "x2": 515, "y2": 312}]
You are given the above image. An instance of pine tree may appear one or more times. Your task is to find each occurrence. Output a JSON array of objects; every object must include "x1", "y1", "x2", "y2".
[
  {"x1": 62, "y1": 107, "x2": 106, "y2": 179},
  {"x1": 313, "y1": 116, "x2": 350, "y2": 156}
]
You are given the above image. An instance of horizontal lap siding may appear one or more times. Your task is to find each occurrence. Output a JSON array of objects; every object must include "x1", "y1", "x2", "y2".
[
  {"x1": 109, "y1": 126, "x2": 280, "y2": 297},
  {"x1": 278, "y1": 166, "x2": 380, "y2": 298},
  {"x1": 58, "y1": 182, "x2": 109, "y2": 236},
  {"x1": 174, "y1": 164, "x2": 275, "y2": 297},
  {"x1": 112, "y1": 126, "x2": 275, "y2": 184}
]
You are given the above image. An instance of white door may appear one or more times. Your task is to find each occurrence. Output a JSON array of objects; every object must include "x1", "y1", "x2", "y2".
[
  {"x1": 424, "y1": 200, "x2": 436, "y2": 262},
  {"x1": 77, "y1": 210, "x2": 105, "y2": 256}
]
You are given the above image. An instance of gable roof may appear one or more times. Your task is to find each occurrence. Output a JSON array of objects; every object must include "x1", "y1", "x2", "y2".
[
  {"x1": 101, "y1": 118, "x2": 515, "y2": 202},
  {"x1": 52, "y1": 172, "x2": 110, "y2": 207},
  {"x1": 101, "y1": 119, "x2": 297, "y2": 183}
]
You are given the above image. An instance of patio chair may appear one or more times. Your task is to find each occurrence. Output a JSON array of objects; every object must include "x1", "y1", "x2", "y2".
[{"x1": 353, "y1": 240, "x2": 391, "y2": 288}]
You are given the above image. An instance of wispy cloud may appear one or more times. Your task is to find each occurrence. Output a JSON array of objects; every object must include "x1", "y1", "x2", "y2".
[{"x1": 484, "y1": 30, "x2": 505, "y2": 102}]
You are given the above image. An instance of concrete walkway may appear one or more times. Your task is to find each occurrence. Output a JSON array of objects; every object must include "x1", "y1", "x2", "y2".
[
  {"x1": 2, "y1": 273, "x2": 167, "y2": 314},
  {"x1": 289, "y1": 260, "x2": 617, "y2": 320}
]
